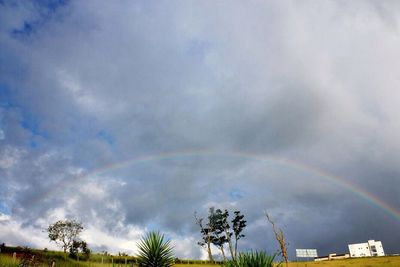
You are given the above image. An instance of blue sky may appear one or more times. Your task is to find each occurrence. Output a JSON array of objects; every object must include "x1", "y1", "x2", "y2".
[{"x1": 0, "y1": 0, "x2": 400, "y2": 259}]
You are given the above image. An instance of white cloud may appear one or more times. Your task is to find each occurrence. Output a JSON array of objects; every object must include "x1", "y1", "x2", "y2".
[
  {"x1": 82, "y1": 223, "x2": 144, "y2": 255},
  {"x1": 57, "y1": 70, "x2": 109, "y2": 115},
  {"x1": 170, "y1": 234, "x2": 208, "y2": 260},
  {"x1": 0, "y1": 214, "x2": 57, "y2": 250},
  {"x1": 0, "y1": 147, "x2": 24, "y2": 169},
  {"x1": 79, "y1": 180, "x2": 106, "y2": 200}
]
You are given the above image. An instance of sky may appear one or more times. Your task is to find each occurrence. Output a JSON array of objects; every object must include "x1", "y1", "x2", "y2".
[{"x1": 0, "y1": 0, "x2": 400, "y2": 260}]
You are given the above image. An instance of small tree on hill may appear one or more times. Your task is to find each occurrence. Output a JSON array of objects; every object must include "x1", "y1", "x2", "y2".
[
  {"x1": 47, "y1": 219, "x2": 84, "y2": 257},
  {"x1": 69, "y1": 240, "x2": 91, "y2": 260}
]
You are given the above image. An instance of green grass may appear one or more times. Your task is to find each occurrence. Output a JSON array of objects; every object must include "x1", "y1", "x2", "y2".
[
  {"x1": 1, "y1": 251, "x2": 400, "y2": 267},
  {"x1": 0, "y1": 253, "x2": 115, "y2": 267},
  {"x1": 175, "y1": 256, "x2": 400, "y2": 267},
  {"x1": 0, "y1": 254, "x2": 19, "y2": 267},
  {"x1": 288, "y1": 256, "x2": 400, "y2": 267}
]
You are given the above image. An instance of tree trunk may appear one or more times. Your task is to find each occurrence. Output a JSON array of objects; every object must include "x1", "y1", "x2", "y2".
[
  {"x1": 220, "y1": 246, "x2": 227, "y2": 261},
  {"x1": 223, "y1": 228, "x2": 235, "y2": 260},
  {"x1": 227, "y1": 237, "x2": 235, "y2": 261},
  {"x1": 234, "y1": 238, "x2": 238, "y2": 259},
  {"x1": 206, "y1": 236, "x2": 214, "y2": 262}
]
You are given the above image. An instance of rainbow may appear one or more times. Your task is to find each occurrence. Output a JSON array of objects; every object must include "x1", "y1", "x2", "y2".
[{"x1": 31, "y1": 150, "x2": 400, "y2": 222}]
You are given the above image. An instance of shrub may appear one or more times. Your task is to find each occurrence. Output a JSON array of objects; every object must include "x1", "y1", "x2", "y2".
[
  {"x1": 18, "y1": 247, "x2": 42, "y2": 267},
  {"x1": 136, "y1": 231, "x2": 174, "y2": 267},
  {"x1": 223, "y1": 251, "x2": 277, "y2": 267}
]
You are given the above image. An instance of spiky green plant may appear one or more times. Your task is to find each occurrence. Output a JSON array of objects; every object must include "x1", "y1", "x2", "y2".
[
  {"x1": 136, "y1": 231, "x2": 174, "y2": 267},
  {"x1": 223, "y1": 251, "x2": 277, "y2": 267}
]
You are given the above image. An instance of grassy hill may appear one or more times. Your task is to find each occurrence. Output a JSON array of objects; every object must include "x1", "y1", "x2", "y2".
[{"x1": 0, "y1": 245, "x2": 399, "y2": 267}]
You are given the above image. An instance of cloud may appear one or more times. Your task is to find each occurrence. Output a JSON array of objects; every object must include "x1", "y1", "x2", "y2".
[
  {"x1": 0, "y1": 213, "x2": 57, "y2": 249},
  {"x1": 0, "y1": 0, "x2": 399, "y2": 259}
]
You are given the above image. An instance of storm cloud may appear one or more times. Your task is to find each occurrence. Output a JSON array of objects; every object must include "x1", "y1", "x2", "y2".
[{"x1": 0, "y1": 0, "x2": 399, "y2": 259}]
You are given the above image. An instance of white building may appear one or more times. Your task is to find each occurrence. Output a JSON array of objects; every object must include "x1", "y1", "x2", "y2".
[
  {"x1": 314, "y1": 253, "x2": 350, "y2": 262},
  {"x1": 348, "y1": 240, "x2": 385, "y2": 258}
]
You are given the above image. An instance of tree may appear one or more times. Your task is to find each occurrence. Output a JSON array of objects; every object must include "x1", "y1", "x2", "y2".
[
  {"x1": 69, "y1": 240, "x2": 91, "y2": 260},
  {"x1": 196, "y1": 208, "x2": 247, "y2": 262},
  {"x1": 213, "y1": 209, "x2": 231, "y2": 261},
  {"x1": 265, "y1": 213, "x2": 288, "y2": 267},
  {"x1": 231, "y1": 211, "x2": 246, "y2": 259},
  {"x1": 195, "y1": 208, "x2": 217, "y2": 262},
  {"x1": 208, "y1": 209, "x2": 227, "y2": 261},
  {"x1": 47, "y1": 220, "x2": 84, "y2": 256}
]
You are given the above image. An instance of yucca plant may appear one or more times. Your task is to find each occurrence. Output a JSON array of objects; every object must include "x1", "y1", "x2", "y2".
[
  {"x1": 136, "y1": 231, "x2": 174, "y2": 267},
  {"x1": 223, "y1": 251, "x2": 278, "y2": 267}
]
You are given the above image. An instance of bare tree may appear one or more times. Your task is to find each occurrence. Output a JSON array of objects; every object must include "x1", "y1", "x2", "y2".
[{"x1": 265, "y1": 213, "x2": 288, "y2": 267}]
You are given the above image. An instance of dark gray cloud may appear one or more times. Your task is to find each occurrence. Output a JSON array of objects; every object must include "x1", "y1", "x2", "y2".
[{"x1": 0, "y1": 0, "x2": 399, "y2": 259}]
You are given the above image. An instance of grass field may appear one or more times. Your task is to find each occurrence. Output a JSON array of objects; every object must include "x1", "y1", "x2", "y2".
[
  {"x1": 2, "y1": 253, "x2": 400, "y2": 267},
  {"x1": 175, "y1": 256, "x2": 400, "y2": 266},
  {"x1": 288, "y1": 256, "x2": 400, "y2": 266}
]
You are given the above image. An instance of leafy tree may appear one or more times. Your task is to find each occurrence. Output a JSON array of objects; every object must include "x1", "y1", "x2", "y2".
[
  {"x1": 69, "y1": 240, "x2": 91, "y2": 260},
  {"x1": 47, "y1": 220, "x2": 84, "y2": 255},
  {"x1": 136, "y1": 231, "x2": 174, "y2": 267},
  {"x1": 195, "y1": 208, "x2": 218, "y2": 262},
  {"x1": 231, "y1": 211, "x2": 247, "y2": 259},
  {"x1": 211, "y1": 209, "x2": 230, "y2": 261},
  {"x1": 196, "y1": 208, "x2": 247, "y2": 262}
]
